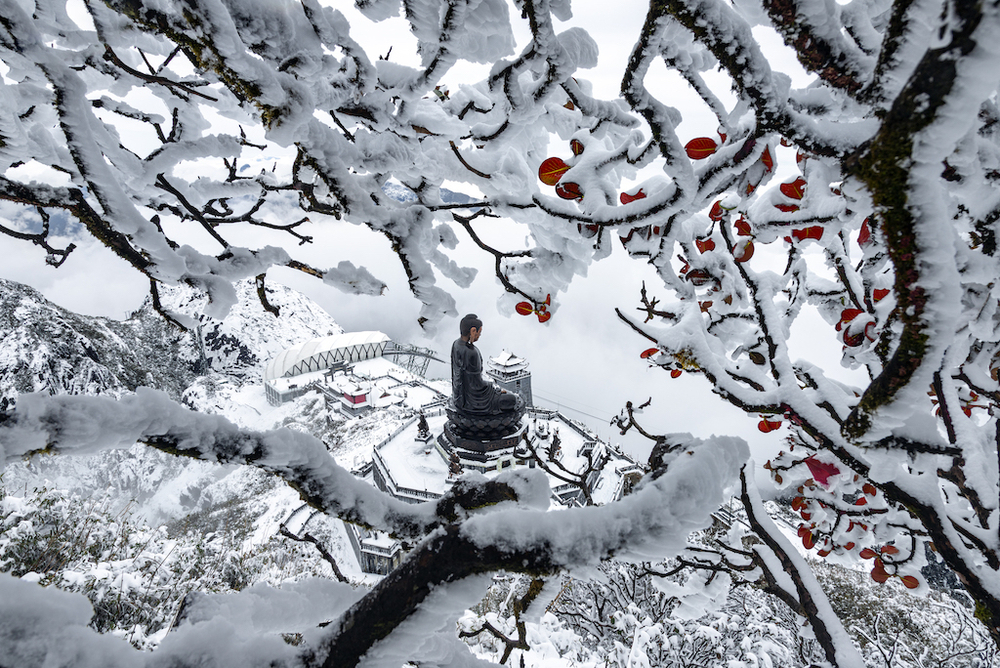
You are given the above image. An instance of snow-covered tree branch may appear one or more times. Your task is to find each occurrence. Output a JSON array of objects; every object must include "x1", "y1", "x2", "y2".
[{"x1": 5, "y1": 0, "x2": 1000, "y2": 664}]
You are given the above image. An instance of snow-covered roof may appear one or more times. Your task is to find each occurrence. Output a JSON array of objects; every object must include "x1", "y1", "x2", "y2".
[
  {"x1": 488, "y1": 349, "x2": 527, "y2": 371},
  {"x1": 264, "y1": 331, "x2": 391, "y2": 382},
  {"x1": 338, "y1": 380, "x2": 371, "y2": 395}
]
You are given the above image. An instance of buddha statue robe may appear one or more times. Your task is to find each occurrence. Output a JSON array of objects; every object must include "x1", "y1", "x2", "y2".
[{"x1": 451, "y1": 338, "x2": 517, "y2": 415}]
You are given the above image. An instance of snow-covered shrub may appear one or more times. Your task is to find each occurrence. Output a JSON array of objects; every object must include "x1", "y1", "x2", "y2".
[
  {"x1": 816, "y1": 562, "x2": 999, "y2": 668},
  {"x1": 0, "y1": 479, "x2": 357, "y2": 650},
  {"x1": 0, "y1": 484, "x2": 180, "y2": 647},
  {"x1": 547, "y1": 560, "x2": 820, "y2": 668}
]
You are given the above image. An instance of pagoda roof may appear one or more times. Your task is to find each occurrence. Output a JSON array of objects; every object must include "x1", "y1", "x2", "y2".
[{"x1": 488, "y1": 349, "x2": 527, "y2": 370}]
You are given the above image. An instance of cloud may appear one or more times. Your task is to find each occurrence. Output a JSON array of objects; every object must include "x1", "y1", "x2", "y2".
[{"x1": 0, "y1": 233, "x2": 148, "y2": 319}]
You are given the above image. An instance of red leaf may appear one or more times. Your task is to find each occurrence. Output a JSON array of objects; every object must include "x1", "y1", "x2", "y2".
[
  {"x1": 758, "y1": 418, "x2": 782, "y2": 433},
  {"x1": 804, "y1": 456, "x2": 840, "y2": 487},
  {"x1": 780, "y1": 178, "x2": 807, "y2": 200},
  {"x1": 865, "y1": 321, "x2": 877, "y2": 342},
  {"x1": 871, "y1": 559, "x2": 890, "y2": 583},
  {"x1": 760, "y1": 146, "x2": 774, "y2": 172},
  {"x1": 536, "y1": 310, "x2": 552, "y2": 323},
  {"x1": 570, "y1": 139, "x2": 585, "y2": 156},
  {"x1": 696, "y1": 238, "x2": 716, "y2": 254},
  {"x1": 538, "y1": 157, "x2": 569, "y2": 186},
  {"x1": 844, "y1": 542, "x2": 856, "y2": 550},
  {"x1": 640, "y1": 348, "x2": 659, "y2": 359},
  {"x1": 817, "y1": 549, "x2": 831, "y2": 558},
  {"x1": 619, "y1": 226, "x2": 651, "y2": 245},
  {"x1": 873, "y1": 288, "x2": 890, "y2": 302},
  {"x1": 880, "y1": 545, "x2": 899, "y2": 555},
  {"x1": 791, "y1": 496, "x2": 806, "y2": 511},
  {"x1": 670, "y1": 369, "x2": 682, "y2": 379},
  {"x1": 735, "y1": 218, "x2": 752, "y2": 236},
  {"x1": 840, "y1": 307, "x2": 864, "y2": 322},
  {"x1": 859, "y1": 548, "x2": 877, "y2": 559},
  {"x1": 555, "y1": 181, "x2": 583, "y2": 200},
  {"x1": 709, "y1": 200, "x2": 726, "y2": 221},
  {"x1": 686, "y1": 269, "x2": 712, "y2": 287},
  {"x1": 515, "y1": 302, "x2": 534, "y2": 316},
  {"x1": 854, "y1": 496, "x2": 867, "y2": 506},
  {"x1": 843, "y1": 329, "x2": 865, "y2": 348},
  {"x1": 900, "y1": 575, "x2": 920, "y2": 589},
  {"x1": 791, "y1": 226, "x2": 823, "y2": 242},
  {"x1": 699, "y1": 300, "x2": 713, "y2": 312},
  {"x1": 577, "y1": 223, "x2": 599, "y2": 238},
  {"x1": 775, "y1": 203, "x2": 799, "y2": 213},
  {"x1": 858, "y1": 217, "x2": 872, "y2": 246},
  {"x1": 620, "y1": 188, "x2": 647, "y2": 205},
  {"x1": 685, "y1": 137, "x2": 718, "y2": 160},
  {"x1": 863, "y1": 482, "x2": 877, "y2": 496},
  {"x1": 837, "y1": 308, "x2": 864, "y2": 331},
  {"x1": 733, "y1": 239, "x2": 754, "y2": 263},
  {"x1": 802, "y1": 533, "x2": 815, "y2": 550}
]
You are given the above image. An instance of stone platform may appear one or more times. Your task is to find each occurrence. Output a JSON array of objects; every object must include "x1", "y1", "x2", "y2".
[
  {"x1": 437, "y1": 420, "x2": 527, "y2": 473},
  {"x1": 445, "y1": 401, "x2": 525, "y2": 441},
  {"x1": 442, "y1": 420, "x2": 524, "y2": 452}
]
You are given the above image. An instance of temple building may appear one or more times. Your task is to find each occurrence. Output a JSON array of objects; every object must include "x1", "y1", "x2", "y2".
[{"x1": 487, "y1": 349, "x2": 533, "y2": 408}]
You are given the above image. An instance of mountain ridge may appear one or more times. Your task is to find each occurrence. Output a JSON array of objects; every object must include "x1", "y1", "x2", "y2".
[{"x1": 0, "y1": 277, "x2": 344, "y2": 410}]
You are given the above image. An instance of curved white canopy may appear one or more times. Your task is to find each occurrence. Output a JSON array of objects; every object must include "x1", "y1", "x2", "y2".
[{"x1": 264, "y1": 331, "x2": 391, "y2": 382}]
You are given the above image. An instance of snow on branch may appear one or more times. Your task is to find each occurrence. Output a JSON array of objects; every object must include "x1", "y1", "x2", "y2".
[
  {"x1": 0, "y1": 389, "x2": 548, "y2": 538},
  {"x1": 8, "y1": 0, "x2": 1000, "y2": 659},
  {"x1": 1, "y1": 388, "x2": 749, "y2": 666},
  {"x1": 307, "y1": 430, "x2": 748, "y2": 667}
]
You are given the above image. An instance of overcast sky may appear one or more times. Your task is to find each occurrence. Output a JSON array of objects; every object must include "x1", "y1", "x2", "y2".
[{"x1": 0, "y1": 0, "x2": 866, "y2": 474}]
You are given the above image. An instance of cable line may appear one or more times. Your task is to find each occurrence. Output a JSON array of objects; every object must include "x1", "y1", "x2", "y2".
[{"x1": 533, "y1": 391, "x2": 612, "y2": 424}]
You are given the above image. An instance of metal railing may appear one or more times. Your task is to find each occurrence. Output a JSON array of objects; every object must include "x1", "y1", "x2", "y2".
[{"x1": 373, "y1": 416, "x2": 420, "y2": 452}]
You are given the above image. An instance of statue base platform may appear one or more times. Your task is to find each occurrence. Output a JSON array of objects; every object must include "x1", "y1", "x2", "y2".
[
  {"x1": 445, "y1": 402, "x2": 525, "y2": 441},
  {"x1": 442, "y1": 419, "x2": 524, "y2": 453},
  {"x1": 438, "y1": 420, "x2": 528, "y2": 474}
]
